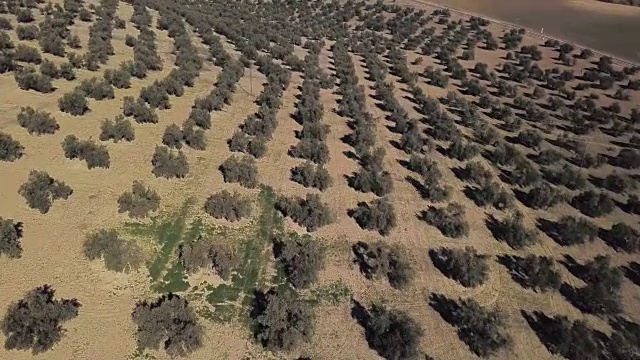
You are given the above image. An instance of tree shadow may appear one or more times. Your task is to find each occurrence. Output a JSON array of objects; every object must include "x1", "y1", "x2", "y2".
[
  {"x1": 428, "y1": 292, "x2": 460, "y2": 325},
  {"x1": 406, "y1": 175, "x2": 429, "y2": 199},
  {"x1": 350, "y1": 298, "x2": 369, "y2": 329},
  {"x1": 559, "y1": 254, "x2": 589, "y2": 281},
  {"x1": 497, "y1": 254, "x2": 532, "y2": 290},
  {"x1": 623, "y1": 261, "x2": 640, "y2": 286}
]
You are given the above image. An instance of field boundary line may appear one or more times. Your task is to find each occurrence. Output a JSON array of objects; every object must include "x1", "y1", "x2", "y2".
[{"x1": 399, "y1": 0, "x2": 640, "y2": 68}]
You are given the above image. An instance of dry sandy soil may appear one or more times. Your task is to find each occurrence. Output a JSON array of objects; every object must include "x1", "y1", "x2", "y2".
[{"x1": 0, "y1": 0, "x2": 639, "y2": 360}]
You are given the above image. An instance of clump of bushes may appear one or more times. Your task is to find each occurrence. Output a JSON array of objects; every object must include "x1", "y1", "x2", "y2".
[
  {"x1": 16, "y1": 106, "x2": 59, "y2": 135},
  {"x1": 122, "y1": 96, "x2": 158, "y2": 124},
  {"x1": 571, "y1": 190, "x2": 615, "y2": 217},
  {"x1": 103, "y1": 68, "x2": 131, "y2": 89},
  {"x1": 178, "y1": 238, "x2": 239, "y2": 280},
  {"x1": 0, "y1": 132, "x2": 24, "y2": 161},
  {"x1": 523, "y1": 182, "x2": 567, "y2": 209},
  {"x1": 117, "y1": 181, "x2": 160, "y2": 219},
  {"x1": 77, "y1": 77, "x2": 115, "y2": 100},
  {"x1": 276, "y1": 193, "x2": 334, "y2": 232},
  {"x1": 219, "y1": 155, "x2": 258, "y2": 188},
  {"x1": 83, "y1": 229, "x2": 144, "y2": 272},
  {"x1": 430, "y1": 247, "x2": 489, "y2": 287},
  {"x1": 14, "y1": 67, "x2": 53, "y2": 93},
  {"x1": 488, "y1": 212, "x2": 539, "y2": 249},
  {"x1": 61, "y1": 135, "x2": 110, "y2": 169},
  {"x1": 358, "y1": 303, "x2": 423, "y2": 359},
  {"x1": 14, "y1": 44, "x2": 42, "y2": 64},
  {"x1": 132, "y1": 294, "x2": 203, "y2": 357},
  {"x1": 19, "y1": 170, "x2": 72, "y2": 213},
  {"x1": 275, "y1": 232, "x2": 325, "y2": 289},
  {"x1": 352, "y1": 241, "x2": 413, "y2": 290},
  {"x1": 204, "y1": 190, "x2": 252, "y2": 222},
  {"x1": 290, "y1": 162, "x2": 332, "y2": 190},
  {"x1": 15, "y1": 24, "x2": 39, "y2": 40},
  {"x1": 350, "y1": 197, "x2": 397, "y2": 236},
  {"x1": 0, "y1": 217, "x2": 24, "y2": 259},
  {"x1": 421, "y1": 202, "x2": 469, "y2": 238},
  {"x1": 58, "y1": 90, "x2": 89, "y2": 115},
  {"x1": 1, "y1": 285, "x2": 81, "y2": 354},
  {"x1": 603, "y1": 222, "x2": 640, "y2": 253},
  {"x1": 99, "y1": 115, "x2": 134, "y2": 142},
  {"x1": 500, "y1": 255, "x2": 562, "y2": 292},
  {"x1": 151, "y1": 145, "x2": 189, "y2": 179}
]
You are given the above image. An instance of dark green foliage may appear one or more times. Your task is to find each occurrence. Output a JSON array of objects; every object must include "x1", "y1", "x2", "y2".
[
  {"x1": 571, "y1": 255, "x2": 623, "y2": 315},
  {"x1": 253, "y1": 290, "x2": 313, "y2": 351},
  {"x1": 466, "y1": 180, "x2": 513, "y2": 210},
  {"x1": 275, "y1": 232, "x2": 325, "y2": 289},
  {"x1": 39, "y1": 59, "x2": 59, "y2": 79},
  {"x1": 352, "y1": 241, "x2": 413, "y2": 290},
  {"x1": 16, "y1": 8, "x2": 35, "y2": 23},
  {"x1": 204, "y1": 190, "x2": 252, "y2": 222},
  {"x1": 572, "y1": 190, "x2": 615, "y2": 217},
  {"x1": 14, "y1": 67, "x2": 53, "y2": 93},
  {"x1": 351, "y1": 197, "x2": 397, "y2": 236},
  {"x1": 122, "y1": 96, "x2": 158, "y2": 124},
  {"x1": 489, "y1": 212, "x2": 538, "y2": 249},
  {"x1": 0, "y1": 132, "x2": 24, "y2": 161},
  {"x1": 543, "y1": 164, "x2": 587, "y2": 190},
  {"x1": 542, "y1": 215, "x2": 599, "y2": 246},
  {"x1": 162, "y1": 124, "x2": 183, "y2": 149},
  {"x1": 446, "y1": 138, "x2": 479, "y2": 161},
  {"x1": 219, "y1": 155, "x2": 258, "y2": 188},
  {"x1": 534, "y1": 149, "x2": 564, "y2": 165},
  {"x1": 614, "y1": 148, "x2": 640, "y2": 169},
  {"x1": 0, "y1": 218, "x2": 23, "y2": 259},
  {"x1": 0, "y1": 17, "x2": 12, "y2": 30},
  {"x1": 151, "y1": 146, "x2": 189, "y2": 179},
  {"x1": 516, "y1": 129, "x2": 543, "y2": 149},
  {"x1": 99, "y1": 115, "x2": 134, "y2": 143},
  {"x1": 14, "y1": 44, "x2": 42, "y2": 64},
  {"x1": 182, "y1": 123, "x2": 206, "y2": 150},
  {"x1": 17, "y1": 106, "x2": 59, "y2": 135},
  {"x1": 603, "y1": 222, "x2": 640, "y2": 253},
  {"x1": 276, "y1": 193, "x2": 334, "y2": 232},
  {"x1": 289, "y1": 138, "x2": 330, "y2": 165},
  {"x1": 117, "y1": 181, "x2": 160, "y2": 219},
  {"x1": 349, "y1": 167, "x2": 393, "y2": 196},
  {"x1": 523, "y1": 182, "x2": 566, "y2": 209},
  {"x1": 58, "y1": 90, "x2": 89, "y2": 116},
  {"x1": 61, "y1": 135, "x2": 110, "y2": 169},
  {"x1": 78, "y1": 77, "x2": 115, "y2": 100},
  {"x1": 19, "y1": 170, "x2": 72, "y2": 214},
  {"x1": 430, "y1": 247, "x2": 489, "y2": 287},
  {"x1": 103, "y1": 68, "x2": 131, "y2": 89},
  {"x1": 132, "y1": 294, "x2": 203, "y2": 357},
  {"x1": 1, "y1": 285, "x2": 80, "y2": 354},
  {"x1": 83, "y1": 229, "x2": 144, "y2": 272},
  {"x1": 457, "y1": 161, "x2": 493, "y2": 185},
  {"x1": 14, "y1": 27, "x2": 37, "y2": 41},
  {"x1": 421, "y1": 202, "x2": 469, "y2": 238},
  {"x1": 188, "y1": 107, "x2": 211, "y2": 129},
  {"x1": 178, "y1": 239, "x2": 239, "y2": 280},
  {"x1": 360, "y1": 304, "x2": 423, "y2": 360},
  {"x1": 140, "y1": 81, "x2": 170, "y2": 109},
  {"x1": 290, "y1": 162, "x2": 332, "y2": 190},
  {"x1": 502, "y1": 255, "x2": 562, "y2": 292}
]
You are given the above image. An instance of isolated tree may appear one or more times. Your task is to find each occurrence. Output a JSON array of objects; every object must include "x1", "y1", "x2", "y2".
[
  {"x1": 524, "y1": 182, "x2": 566, "y2": 209},
  {"x1": 99, "y1": 115, "x2": 134, "y2": 142},
  {"x1": 349, "y1": 167, "x2": 393, "y2": 196},
  {"x1": 19, "y1": 170, "x2": 73, "y2": 214},
  {"x1": 253, "y1": 290, "x2": 314, "y2": 352},
  {"x1": 0, "y1": 218, "x2": 23, "y2": 259},
  {"x1": 103, "y1": 68, "x2": 131, "y2": 89},
  {"x1": 117, "y1": 181, "x2": 160, "y2": 219},
  {"x1": 275, "y1": 232, "x2": 325, "y2": 289},
  {"x1": 457, "y1": 161, "x2": 493, "y2": 185},
  {"x1": 505, "y1": 255, "x2": 561, "y2": 292},
  {"x1": 83, "y1": 229, "x2": 144, "y2": 272},
  {"x1": 430, "y1": 247, "x2": 489, "y2": 287},
  {"x1": 1, "y1": 285, "x2": 80, "y2": 354},
  {"x1": 219, "y1": 155, "x2": 258, "y2": 188},
  {"x1": 352, "y1": 241, "x2": 413, "y2": 290},
  {"x1": 604, "y1": 222, "x2": 640, "y2": 253},
  {"x1": 14, "y1": 67, "x2": 53, "y2": 93},
  {"x1": 276, "y1": 193, "x2": 334, "y2": 232},
  {"x1": 421, "y1": 202, "x2": 469, "y2": 238},
  {"x1": 132, "y1": 294, "x2": 203, "y2": 357},
  {"x1": 351, "y1": 197, "x2": 397, "y2": 236},
  {"x1": 151, "y1": 146, "x2": 189, "y2": 179},
  {"x1": 0, "y1": 132, "x2": 24, "y2": 161},
  {"x1": 490, "y1": 212, "x2": 539, "y2": 249},
  {"x1": 361, "y1": 304, "x2": 423, "y2": 360},
  {"x1": 14, "y1": 44, "x2": 42, "y2": 64},
  {"x1": 15, "y1": 24, "x2": 39, "y2": 40},
  {"x1": 543, "y1": 215, "x2": 599, "y2": 246},
  {"x1": 58, "y1": 90, "x2": 89, "y2": 116},
  {"x1": 62, "y1": 135, "x2": 110, "y2": 169},
  {"x1": 204, "y1": 190, "x2": 252, "y2": 222},
  {"x1": 290, "y1": 162, "x2": 332, "y2": 190}
]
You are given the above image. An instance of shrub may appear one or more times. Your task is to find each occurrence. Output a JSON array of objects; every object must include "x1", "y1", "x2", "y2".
[
  {"x1": 466, "y1": 180, "x2": 513, "y2": 210},
  {"x1": 162, "y1": 124, "x2": 183, "y2": 149},
  {"x1": 523, "y1": 182, "x2": 566, "y2": 209},
  {"x1": 290, "y1": 162, "x2": 332, "y2": 190},
  {"x1": 421, "y1": 203, "x2": 469, "y2": 238},
  {"x1": 516, "y1": 129, "x2": 543, "y2": 149},
  {"x1": 14, "y1": 44, "x2": 42, "y2": 64},
  {"x1": 132, "y1": 294, "x2": 203, "y2": 357},
  {"x1": 351, "y1": 197, "x2": 397, "y2": 236},
  {"x1": 14, "y1": 67, "x2": 53, "y2": 93},
  {"x1": 117, "y1": 181, "x2": 160, "y2": 219},
  {"x1": 457, "y1": 161, "x2": 493, "y2": 185},
  {"x1": 61, "y1": 135, "x2": 110, "y2": 169},
  {"x1": 151, "y1": 146, "x2": 189, "y2": 179},
  {"x1": 489, "y1": 212, "x2": 538, "y2": 249},
  {"x1": 16, "y1": 24, "x2": 39, "y2": 40},
  {"x1": 352, "y1": 241, "x2": 413, "y2": 290},
  {"x1": 275, "y1": 232, "x2": 325, "y2": 289},
  {"x1": 430, "y1": 247, "x2": 489, "y2": 287},
  {"x1": 571, "y1": 255, "x2": 623, "y2": 315},
  {"x1": 140, "y1": 82, "x2": 170, "y2": 109},
  {"x1": 276, "y1": 193, "x2": 334, "y2": 232},
  {"x1": 19, "y1": 170, "x2": 72, "y2": 213},
  {"x1": 188, "y1": 107, "x2": 211, "y2": 129},
  {"x1": 0, "y1": 132, "x2": 24, "y2": 161},
  {"x1": 103, "y1": 68, "x2": 131, "y2": 89},
  {"x1": 502, "y1": 255, "x2": 562, "y2": 292},
  {"x1": 289, "y1": 138, "x2": 330, "y2": 164},
  {"x1": 0, "y1": 217, "x2": 24, "y2": 259},
  {"x1": 219, "y1": 155, "x2": 258, "y2": 188},
  {"x1": 603, "y1": 222, "x2": 640, "y2": 253},
  {"x1": 614, "y1": 148, "x2": 640, "y2": 169},
  {"x1": 349, "y1": 168, "x2": 393, "y2": 196},
  {"x1": 15, "y1": 8, "x2": 35, "y2": 23},
  {"x1": 123, "y1": 96, "x2": 158, "y2": 124},
  {"x1": 17, "y1": 107, "x2": 59, "y2": 135},
  {"x1": 58, "y1": 90, "x2": 89, "y2": 116},
  {"x1": 39, "y1": 59, "x2": 59, "y2": 79},
  {"x1": 446, "y1": 138, "x2": 480, "y2": 161},
  {"x1": 543, "y1": 164, "x2": 587, "y2": 190},
  {"x1": 572, "y1": 190, "x2": 615, "y2": 217},
  {"x1": 99, "y1": 115, "x2": 134, "y2": 142},
  {"x1": 204, "y1": 190, "x2": 252, "y2": 222},
  {"x1": 83, "y1": 229, "x2": 144, "y2": 272},
  {"x1": 360, "y1": 304, "x2": 423, "y2": 359},
  {"x1": 1, "y1": 285, "x2": 80, "y2": 354},
  {"x1": 78, "y1": 77, "x2": 114, "y2": 100},
  {"x1": 252, "y1": 289, "x2": 313, "y2": 352},
  {"x1": 542, "y1": 215, "x2": 599, "y2": 246}
]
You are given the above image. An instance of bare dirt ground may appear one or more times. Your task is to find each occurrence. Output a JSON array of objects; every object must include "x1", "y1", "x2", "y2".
[{"x1": 0, "y1": 0, "x2": 639, "y2": 360}]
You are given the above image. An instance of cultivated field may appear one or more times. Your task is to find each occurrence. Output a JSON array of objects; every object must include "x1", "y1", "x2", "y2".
[{"x1": 0, "y1": 1, "x2": 639, "y2": 360}]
